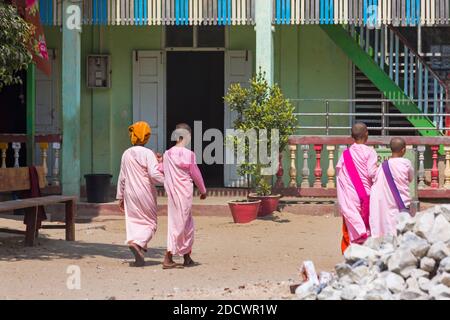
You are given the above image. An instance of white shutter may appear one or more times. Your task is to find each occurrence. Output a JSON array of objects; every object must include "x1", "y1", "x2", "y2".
[
  {"x1": 132, "y1": 50, "x2": 165, "y2": 153},
  {"x1": 224, "y1": 50, "x2": 252, "y2": 187},
  {"x1": 35, "y1": 50, "x2": 59, "y2": 180}
]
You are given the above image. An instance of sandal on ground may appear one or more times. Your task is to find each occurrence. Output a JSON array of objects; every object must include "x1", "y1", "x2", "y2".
[{"x1": 162, "y1": 262, "x2": 184, "y2": 269}]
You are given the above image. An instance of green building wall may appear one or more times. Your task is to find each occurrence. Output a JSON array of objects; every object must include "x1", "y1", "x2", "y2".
[
  {"x1": 274, "y1": 26, "x2": 352, "y2": 187},
  {"x1": 44, "y1": 25, "x2": 351, "y2": 187}
]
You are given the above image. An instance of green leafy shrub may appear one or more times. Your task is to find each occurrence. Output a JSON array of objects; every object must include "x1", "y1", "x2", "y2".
[
  {"x1": 0, "y1": 3, "x2": 33, "y2": 91},
  {"x1": 224, "y1": 69, "x2": 296, "y2": 196}
]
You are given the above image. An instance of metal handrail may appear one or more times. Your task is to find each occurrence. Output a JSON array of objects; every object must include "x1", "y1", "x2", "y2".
[
  {"x1": 288, "y1": 98, "x2": 449, "y2": 134},
  {"x1": 388, "y1": 26, "x2": 447, "y2": 88},
  {"x1": 288, "y1": 98, "x2": 450, "y2": 103},
  {"x1": 294, "y1": 113, "x2": 450, "y2": 117},
  {"x1": 295, "y1": 126, "x2": 450, "y2": 131}
]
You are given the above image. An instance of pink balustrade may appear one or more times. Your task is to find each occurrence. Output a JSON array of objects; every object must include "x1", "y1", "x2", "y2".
[{"x1": 275, "y1": 135, "x2": 450, "y2": 199}]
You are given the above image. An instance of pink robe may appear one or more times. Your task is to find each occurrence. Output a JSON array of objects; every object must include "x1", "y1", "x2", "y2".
[
  {"x1": 369, "y1": 158, "x2": 414, "y2": 238},
  {"x1": 162, "y1": 146, "x2": 206, "y2": 256},
  {"x1": 336, "y1": 143, "x2": 378, "y2": 242},
  {"x1": 116, "y1": 146, "x2": 164, "y2": 249}
]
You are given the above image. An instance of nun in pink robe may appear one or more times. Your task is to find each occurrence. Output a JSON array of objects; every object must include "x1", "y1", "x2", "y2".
[
  {"x1": 163, "y1": 146, "x2": 206, "y2": 258},
  {"x1": 116, "y1": 121, "x2": 164, "y2": 266},
  {"x1": 369, "y1": 158, "x2": 413, "y2": 238},
  {"x1": 336, "y1": 143, "x2": 378, "y2": 246}
]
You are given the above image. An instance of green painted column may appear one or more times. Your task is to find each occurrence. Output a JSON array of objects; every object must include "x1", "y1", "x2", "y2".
[
  {"x1": 62, "y1": 0, "x2": 82, "y2": 196},
  {"x1": 26, "y1": 64, "x2": 36, "y2": 166},
  {"x1": 255, "y1": 0, "x2": 274, "y2": 85}
]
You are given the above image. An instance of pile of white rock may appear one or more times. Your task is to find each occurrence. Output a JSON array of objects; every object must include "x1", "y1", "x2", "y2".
[{"x1": 297, "y1": 205, "x2": 450, "y2": 300}]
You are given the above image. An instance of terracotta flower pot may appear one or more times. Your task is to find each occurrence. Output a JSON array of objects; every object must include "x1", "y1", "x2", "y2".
[
  {"x1": 228, "y1": 200, "x2": 261, "y2": 224},
  {"x1": 247, "y1": 193, "x2": 281, "y2": 217}
]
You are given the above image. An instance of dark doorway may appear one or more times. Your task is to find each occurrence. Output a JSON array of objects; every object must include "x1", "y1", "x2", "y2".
[
  {"x1": 166, "y1": 52, "x2": 224, "y2": 187},
  {"x1": 0, "y1": 70, "x2": 27, "y2": 167}
]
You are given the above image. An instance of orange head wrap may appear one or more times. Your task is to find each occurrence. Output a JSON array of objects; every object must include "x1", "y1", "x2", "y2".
[{"x1": 129, "y1": 121, "x2": 151, "y2": 146}]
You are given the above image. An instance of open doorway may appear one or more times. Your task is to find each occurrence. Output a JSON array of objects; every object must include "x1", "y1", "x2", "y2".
[
  {"x1": 166, "y1": 51, "x2": 224, "y2": 187},
  {"x1": 0, "y1": 70, "x2": 27, "y2": 167}
]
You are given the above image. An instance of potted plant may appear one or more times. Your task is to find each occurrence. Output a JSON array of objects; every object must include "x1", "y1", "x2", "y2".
[{"x1": 225, "y1": 69, "x2": 296, "y2": 218}]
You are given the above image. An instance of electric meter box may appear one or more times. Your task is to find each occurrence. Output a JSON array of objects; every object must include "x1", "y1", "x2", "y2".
[{"x1": 87, "y1": 55, "x2": 111, "y2": 88}]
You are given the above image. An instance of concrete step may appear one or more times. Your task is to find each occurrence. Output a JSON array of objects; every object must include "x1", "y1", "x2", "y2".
[{"x1": 44, "y1": 197, "x2": 339, "y2": 222}]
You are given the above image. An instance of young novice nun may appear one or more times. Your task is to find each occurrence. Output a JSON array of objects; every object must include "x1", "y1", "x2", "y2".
[
  {"x1": 116, "y1": 121, "x2": 165, "y2": 267},
  {"x1": 370, "y1": 137, "x2": 414, "y2": 238},
  {"x1": 336, "y1": 122, "x2": 378, "y2": 253},
  {"x1": 162, "y1": 123, "x2": 207, "y2": 269}
]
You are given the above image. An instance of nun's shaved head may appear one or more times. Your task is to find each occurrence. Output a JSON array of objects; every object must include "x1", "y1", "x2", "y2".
[
  {"x1": 351, "y1": 122, "x2": 368, "y2": 141},
  {"x1": 390, "y1": 137, "x2": 406, "y2": 153}
]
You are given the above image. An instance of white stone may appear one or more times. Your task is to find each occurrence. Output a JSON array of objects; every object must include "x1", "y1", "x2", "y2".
[
  {"x1": 351, "y1": 265, "x2": 370, "y2": 283},
  {"x1": 317, "y1": 286, "x2": 341, "y2": 300},
  {"x1": 407, "y1": 269, "x2": 430, "y2": 280},
  {"x1": 439, "y1": 257, "x2": 450, "y2": 273},
  {"x1": 406, "y1": 277, "x2": 421, "y2": 291},
  {"x1": 413, "y1": 211, "x2": 435, "y2": 239},
  {"x1": 385, "y1": 272, "x2": 405, "y2": 294},
  {"x1": 364, "y1": 289, "x2": 393, "y2": 300},
  {"x1": 363, "y1": 237, "x2": 382, "y2": 250},
  {"x1": 430, "y1": 273, "x2": 444, "y2": 286},
  {"x1": 330, "y1": 279, "x2": 345, "y2": 291},
  {"x1": 427, "y1": 215, "x2": 450, "y2": 244},
  {"x1": 380, "y1": 241, "x2": 396, "y2": 252},
  {"x1": 334, "y1": 263, "x2": 352, "y2": 278},
  {"x1": 429, "y1": 284, "x2": 450, "y2": 300},
  {"x1": 427, "y1": 241, "x2": 450, "y2": 261},
  {"x1": 338, "y1": 275, "x2": 353, "y2": 285},
  {"x1": 399, "y1": 266, "x2": 417, "y2": 279},
  {"x1": 399, "y1": 289, "x2": 427, "y2": 300},
  {"x1": 420, "y1": 257, "x2": 437, "y2": 273},
  {"x1": 418, "y1": 277, "x2": 431, "y2": 292},
  {"x1": 400, "y1": 231, "x2": 430, "y2": 259},
  {"x1": 420, "y1": 206, "x2": 440, "y2": 217},
  {"x1": 388, "y1": 248, "x2": 418, "y2": 274},
  {"x1": 340, "y1": 284, "x2": 360, "y2": 300},
  {"x1": 439, "y1": 205, "x2": 450, "y2": 222},
  {"x1": 441, "y1": 273, "x2": 450, "y2": 287},
  {"x1": 363, "y1": 282, "x2": 392, "y2": 300},
  {"x1": 296, "y1": 291, "x2": 317, "y2": 300},
  {"x1": 397, "y1": 211, "x2": 415, "y2": 234},
  {"x1": 344, "y1": 244, "x2": 378, "y2": 263},
  {"x1": 295, "y1": 280, "x2": 315, "y2": 299}
]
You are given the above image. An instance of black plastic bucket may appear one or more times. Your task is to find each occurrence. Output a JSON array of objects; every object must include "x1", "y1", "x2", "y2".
[{"x1": 84, "y1": 174, "x2": 112, "y2": 203}]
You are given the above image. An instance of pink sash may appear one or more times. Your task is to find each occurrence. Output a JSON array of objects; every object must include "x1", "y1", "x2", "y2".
[{"x1": 343, "y1": 149, "x2": 370, "y2": 241}]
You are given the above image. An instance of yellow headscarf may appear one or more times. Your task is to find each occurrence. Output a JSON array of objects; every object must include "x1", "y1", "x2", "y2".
[{"x1": 129, "y1": 121, "x2": 151, "y2": 146}]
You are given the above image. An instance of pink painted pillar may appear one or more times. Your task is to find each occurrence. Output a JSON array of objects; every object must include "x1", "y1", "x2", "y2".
[
  {"x1": 313, "y1": 144, "x2": 323, "y2": 188},
  {"x1": 431, "y1": 145, "x2": 439, "y2": 189},
  {"x1": 275, "y1": 153, "x2": 284, "y2": 188}
]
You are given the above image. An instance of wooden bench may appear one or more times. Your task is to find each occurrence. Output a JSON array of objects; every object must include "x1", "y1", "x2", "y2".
[{"x1": 0, "y1": 167, "x2": 76, "y2": 246}]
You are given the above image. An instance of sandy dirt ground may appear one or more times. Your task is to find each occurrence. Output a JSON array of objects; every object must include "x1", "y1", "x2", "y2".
[{"x1": 0, "y1": 211, "x2": 342, "y2": 300}]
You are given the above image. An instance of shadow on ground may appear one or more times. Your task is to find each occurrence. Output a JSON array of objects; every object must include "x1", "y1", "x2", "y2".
[
  {"x1": 257, "y1": 214, "x2": 290, "y2": 223},
  {"x1": 0, "y1": 234, "x2": 166, "y2": 263}
]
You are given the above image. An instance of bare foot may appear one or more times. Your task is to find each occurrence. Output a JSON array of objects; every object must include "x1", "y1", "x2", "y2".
[{"x1": 129, "y1": 243, "x2": 145, "y2": 267}]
